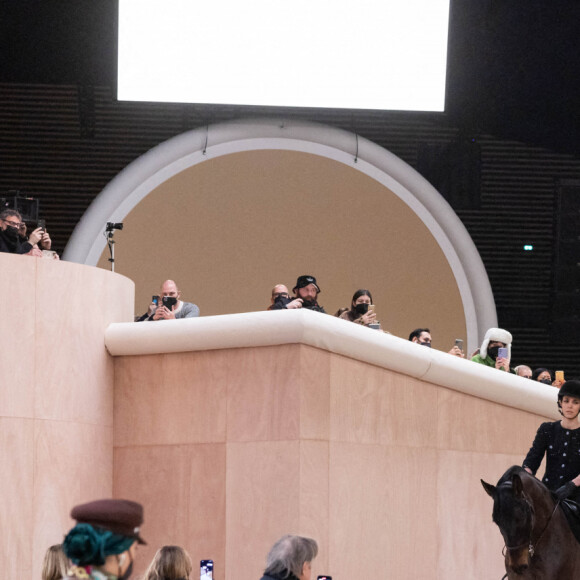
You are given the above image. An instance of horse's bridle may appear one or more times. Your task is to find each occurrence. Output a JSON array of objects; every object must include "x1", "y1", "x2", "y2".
[{"x1": 501, "y1": 492, "x2": 560, "y2": 559}]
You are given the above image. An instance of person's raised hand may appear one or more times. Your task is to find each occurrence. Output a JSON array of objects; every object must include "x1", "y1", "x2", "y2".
[
  {"x1": 359, "y1": 311, "x2": 377, "y2": 326},
  {"x1": 28, "y1": 227, "x2": 43, "y2": 246},
  {"x1": 448, "y1": 345, "x2": 465, "y2": 358},
  {"x1": 153, "y1": 306, "x2": 169, "y2": 320},
  {"x1": 39, "y1": 231, "x2": 52, "y2": 250},
  {"x1": 495, "y1": 357, "x2": 510, "y2": 371}
]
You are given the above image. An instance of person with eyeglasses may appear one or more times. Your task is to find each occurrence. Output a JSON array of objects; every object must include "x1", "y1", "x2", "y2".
[{"x1": 0, "y1": 209, "x2": 51, "y2": 254}]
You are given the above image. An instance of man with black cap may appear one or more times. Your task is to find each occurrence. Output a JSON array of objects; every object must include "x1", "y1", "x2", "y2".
[
  {"x1": 270, "y1": 275, "x2": 326, "y2": 313},
  {"x1": 62, "y1": 498, "x2": 145, "y2": 579}
]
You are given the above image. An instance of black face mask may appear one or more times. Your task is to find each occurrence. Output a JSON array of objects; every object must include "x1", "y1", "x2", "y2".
[
  {"x1": 301, "y1": 299, "x2": 317, "y2": 309},
  {"x1": 539, "y1": 378, "x2": 552, "y2": 385},
  {"x1": 3, "y1": 225, "x2": 18, "y2": 240},
  {"x1": 419, "y1": 341, "x2": 432, "y2": 348},
  {"x1": 354, "y1": 303, "x2": 369, "y2": 315},
  {"x1": 487, "y1": 345, "x2": 500, "y2": 360}
]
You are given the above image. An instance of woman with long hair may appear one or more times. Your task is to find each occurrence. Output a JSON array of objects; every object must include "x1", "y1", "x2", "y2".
[
  {"x1": 41, "y1": 544, "x2": 69, "y2": 580},
  {"x1": 336, "y1": 289, "x2": 379, "y2": 328},
  {"x1": 142, "y1": 545, "x2": 193, "y2": 580}
]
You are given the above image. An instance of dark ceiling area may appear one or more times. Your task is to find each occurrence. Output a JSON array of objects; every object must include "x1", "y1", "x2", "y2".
[{"x1": 2, "y1": 0, "x2": 580, "y2": 157}]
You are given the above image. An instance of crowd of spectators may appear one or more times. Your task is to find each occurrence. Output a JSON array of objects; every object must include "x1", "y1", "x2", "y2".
[
  {"x1": 266, "y1": 274, "x2": 570, "y2": 385},
  {"x1": 48, "y1": 497, "x2": 317, "y2": 580},
  {"x1": 6, "y1": 223, "x2": 569, "y2": 384},
  {"x1": 131, "y1": 272, "x2": 571, "y2": 385}
]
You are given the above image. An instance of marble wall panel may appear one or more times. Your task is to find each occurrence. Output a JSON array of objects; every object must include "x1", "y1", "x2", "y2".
[
  {"x1": 0, "y1": 255, "x2": 36, "y2": 418},
  {"x1": 299, "y1": 347, "x2": 330, "y2": 441},
  {"x1": 330, "y1": 356, "x2": 437, "y2": 447},
  {"x1": 32, "y1": 420, "x2": 113, "y2": 578},
  {"x1": 437, "y1": 387, "x2": 548, "y2": 454},
  {"x1": 114, "y1": 443, "x2": 226, "y2": 578},
  {"x1": 114, "y1": 351, "x2": 228, "y2": 447},
  {"x1": 226, "y1": 346, "x2": 300, "y2": 442},
  {"x1": 329, "y1": 441, "x2": 438, "y2": 579},
  {"x1": 34, "y1": 260, "x2": 132, "y2": 425},
  {"x1": 299, "y1": 440, "x2": 330, "y2": 577},
  {"x1": 225, "y1": 441, "x2": 301, "y2": 580},
  {"x1": 0, "y1": 418, "x2": 34, "y2": 578}
]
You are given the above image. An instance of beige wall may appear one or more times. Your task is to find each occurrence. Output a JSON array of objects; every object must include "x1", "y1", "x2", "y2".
[
  {"x1": 0, "y1": 254, "x2": 134, "y2": 579},
  {"x1": 97, "y1": 149, "x2": 466, "y2": 348},
  {"x1": 113, "y1": 343, "x2": 547, "y2": 580}
]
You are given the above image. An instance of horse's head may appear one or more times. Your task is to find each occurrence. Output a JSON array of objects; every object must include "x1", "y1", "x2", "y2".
[{"x1": 482, "y1": 467, "x2": 536, "y2": 575}]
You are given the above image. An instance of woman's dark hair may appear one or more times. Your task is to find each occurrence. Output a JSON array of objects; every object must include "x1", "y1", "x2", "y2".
[
  {"x1": 532, "y1": 367, "x2": 553, "y2": 382},
  {"x1": 351, "y1": 289, "x2": 373, "y2": 308}
]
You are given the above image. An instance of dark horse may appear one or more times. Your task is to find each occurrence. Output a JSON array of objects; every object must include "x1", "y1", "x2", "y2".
[{"x1": 481, "y1": 465, "x2": 580, "y2": 579}]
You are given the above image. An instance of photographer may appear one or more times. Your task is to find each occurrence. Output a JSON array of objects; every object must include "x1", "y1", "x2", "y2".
[
  {"x1": 137, "y1": 280, "x2": 200, "y2": 321},
  {"x1": 270, "y1": 275, "x2": 326, "y2": 313},
  {"x1": 268, "y1": 284, "x2": 303, "y2": 310},
  {"x1": 0, "y1": 209, "x2": 51, "y2": 255}
]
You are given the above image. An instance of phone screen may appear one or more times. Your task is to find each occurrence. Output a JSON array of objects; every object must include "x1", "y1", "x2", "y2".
[
  {"x1": 454, "y1": 339, "x2": 463, "y2": 350},
  {"x1": 38, "y1": 219, "x2": 46, "y2": 231},
  {"x1": 498, "y1": 347, "x2": 508, "y2": 359},
  {"x1": 152, "y1": 295, "x2": 159, "y2": 305},
  {"x1": 317, "y1": 576, "x2": 332, "y2": 580},
  {"x1": 200, "y1": 560, "x2": 213, "y2": 580},
  {"x1": 556, "y1": 370, "x2": 565, "y2": 382}
]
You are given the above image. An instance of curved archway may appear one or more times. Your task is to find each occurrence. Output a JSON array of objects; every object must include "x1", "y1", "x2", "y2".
[{"x1": 63, "y1": 118, "x2": 496, "y2": 349}]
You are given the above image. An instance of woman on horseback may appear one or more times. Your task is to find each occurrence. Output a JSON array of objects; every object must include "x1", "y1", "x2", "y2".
[{"x1": 523, "y1": 380, "x2": 580, "y2": 502}]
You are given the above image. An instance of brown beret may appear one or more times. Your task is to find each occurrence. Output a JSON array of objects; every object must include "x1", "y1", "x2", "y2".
[{"x1": 71, "y1": 499, "x2": 146, "y2": 545}]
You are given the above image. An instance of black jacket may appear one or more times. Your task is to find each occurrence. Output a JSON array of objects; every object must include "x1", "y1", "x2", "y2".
[
  {"x1": 523, "y1": 421, "x2": 580, "y2": 498},
  {"x1": 269, "y1": 296, "x2": 326, "y2": 314},
  {"x1": 0, "y1": 228, "x2": 33, "y2": 254}
]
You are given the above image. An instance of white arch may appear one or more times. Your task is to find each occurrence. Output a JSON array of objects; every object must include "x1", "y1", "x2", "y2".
[{"x1": 63, "y1": 118, "x2": 497, "y2": 348}]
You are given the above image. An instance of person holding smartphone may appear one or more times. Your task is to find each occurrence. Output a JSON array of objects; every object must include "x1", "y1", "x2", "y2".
[
  {"x1": 408, "y1": 328, "x2": 465, "y2": 357},
  {"x1": 470, "y1": 327, "x2": 514, "y2": 372},
  {"x1": 0, "y1": 209, "x2": 51, "y2": 254},
  {"x1": 137, "y1": 279, "x2": 200, "y2": 321},
  {"x1": 337, "y1": 289, "x2": 379, "y2": 327}
]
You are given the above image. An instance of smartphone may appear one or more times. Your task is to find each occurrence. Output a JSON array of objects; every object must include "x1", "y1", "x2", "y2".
[
  {"x1": 317, "y1": 576, "x2": 332, "y2": 580},
  {"x1": 368, "y1": 304, "x2": 375, "y2": 314},
  {"x1": 38, "y1": 219, "x2": 46, "y2": 231},
  {"x1": 556, "y1": 370, "x2": 565, "y2": 382},
  {"x1": 454, "y1": 338, "x2": 463, "y2": 350},
  {"x1": 498, "y1": 347, "x2": 508, "y2": 359},
  {"x1": 200, "y1": 560, "x2": 213, "y2": 580},
  {"x1": 152, "y1": 295, "x2": 159, "y2": 306}
]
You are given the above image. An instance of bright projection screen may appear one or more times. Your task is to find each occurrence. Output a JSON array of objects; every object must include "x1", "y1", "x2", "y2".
[{"x1": 118, "y1": 0, "x2": 450, "y2": 112}]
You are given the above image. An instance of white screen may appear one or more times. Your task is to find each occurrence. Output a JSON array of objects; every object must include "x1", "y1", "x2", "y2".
[{"x1": 118, "y1": 0, "x2": 450, "y2": 111}]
